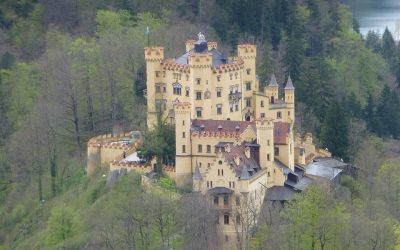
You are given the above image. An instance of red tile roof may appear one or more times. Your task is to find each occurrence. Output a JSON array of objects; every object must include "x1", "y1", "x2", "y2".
[
  {"x1": 274, "y1": 122, "x2": 290, "y2": 145},
  {"x1": 192, "y1": 119, "x2": 255, "y2": 134}
]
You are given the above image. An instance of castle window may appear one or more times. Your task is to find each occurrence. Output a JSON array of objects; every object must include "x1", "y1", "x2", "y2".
[
  {"x1": 230, "y1": 74, "x2": 233, "y2": 80},
  {"x1": 155, "y1": 71, "x2": 160, "y2": 77},
  {"x1": 221, "y1": 169, "x2": 224, "y2": 176},
  {"x1": 207, "y1": 145, "x2": 211, "y2": 153},
  {"x1": 267, "y1": 154, "x2": 270, "y2": 161},
  {"x1": 217, "y1": 104, "x2": 222, "y2": 115},
  {"x1": 261, "y1": 113, "x2": 265, "y2": 118},
  {"x1": 173, "y1": 83, "x2": 182, "y2": 95},
  {"x1": 163, "y1": 71, "x2": 166, "y2": 77},
  {"x1": 182, "y1": 132, "x2": 185, "y2": 138},
  {"x1": 198, "y1": 144, "x2": 203, "y2": 153},
  {"x1": 224, "y1": 214, "x2": 229, "y2": 225},
  {"x1": 229, "y1": 181, "x2": 231, "y2": 188},
  {"x1": 236, "y1": 215, "x2": 241, "y2": 224},
  {"x1": 277, "y1": 111, "x2": 282, "y2": 119},
  {"x1": 214, "y1": 195, "x2": 219, "y2": 205},
  {"x1": 196, "y1": 92, "x2": 202, "y2": 100},
  {"x1": 182, "y1": 120, "x2": 185, "y2": 126},
  {"x1": 288, "y1": 111, "x2": 290, "y2": 116},
  {"x1": 245, "y1": 97, "x2": 251, "y2": 107},
  {"x1": 156, "y1": 84, "x2": 161, "y2": 93},
  {"x1": 268, "y1": 171, "x2": 270, "y2": 177},
  {"x1": 208, "y1": 163, "x2": 211, "y2": 168},
  {"x1": 236, "y1": 197, "x2": 240, "y2": 206},
  {"x1": 233, "y1": 182, "x2": 235, "y2": 188},
  {"x1": 217, "y1": 75, "x2": 221, "y2": 82},
  {"x1": 217, "y1": 88, "x2": 222, "y2": 97},
  {"x1": 218, "y1": 160, "x2": 222, "y2": 165},
  {"x1": 235, "y1": 104, "x2": 239, "y2": 111},
  {"x1": 246, "y1": 68, "x2": 251, "y2": 75},
  {"x1": 267, "y1": 140, "x2": 270, "y2": 146},
  {"x1": 163, "y1": 85, "x2": 166, "y2": 93},
  {"x1": 182, "y1": 145, "x2": 186, "y2": 153},
  {"x1": 186, "y1": 87, "x2": 190, "y2": 97},
  {"x1": 246, "y1": 81, "x2": 251, "y2": 91},
  {"x1": 196, "y1": 78, "x2": 201, "y2": 85},
  {"x1": 210, "y1": 181, "x2": 213, "y2": 188},
  {"x1": 218, "y1": 169, "x2": 220, "y2": 176},
  {"x1": 261, "y1": 101, "x2": 264, "y2": 107},
  {"x1": 224, "y1": 195, "x2": 229, "y2": 206},
  {"x1": 207, "y1": 181, "x2": 209, "y2": 188},
  {"x1": 196, "y1": 107, "x2": 202, "y2": 118},
  {"x1": 275, "y1": 147, "x2": 279, "y2": 156}
]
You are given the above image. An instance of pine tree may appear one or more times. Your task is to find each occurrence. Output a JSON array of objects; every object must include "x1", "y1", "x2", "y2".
[
  {"x1": 320, "y1": 100, "x2": 349, "y2": 160},
  {"x1": 365, "y1": 31, "x2": 381, "y2": 53},
  {"x1": 382, "y1": 28, "x2": 396, "y2": 65},
  {"x1": 376, "y1": 85, "x2": 391, "y2": 136},
  {"x1": 364, "y1": 93, "x2": 379, "y2": 133}
]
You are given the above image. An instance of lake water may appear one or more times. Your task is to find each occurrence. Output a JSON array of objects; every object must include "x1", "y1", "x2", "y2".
[{"x1": 348, "y1": 0, "x2": 400, "y2": 39}]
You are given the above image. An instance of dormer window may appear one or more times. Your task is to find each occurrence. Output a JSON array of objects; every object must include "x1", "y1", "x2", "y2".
[{"x1": 173, "y1": 82, "x2": 182, "y2": 95}]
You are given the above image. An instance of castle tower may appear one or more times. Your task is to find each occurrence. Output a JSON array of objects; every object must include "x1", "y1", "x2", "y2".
[
  {"x1": 256, "y1": 118, "x2": 274, "y2": 171},
  {"x1": 238, "y1": 44, "x2": 258, "y2": 114},
  {"x1": 174, "y1": 102, "x2": 192, "y2": 187},
  {"x1": 284, "y1": 75, "x2": 295, "y2": 123},
  {"x1": 265, "y1": 74, "x2": 279, "y2": 104},
  {"x1": 188, "y1": 35, "x2": 213, "y2": 119},
  {"x1": 144, "y1": 47, "x2": 164, "y2": 130}
]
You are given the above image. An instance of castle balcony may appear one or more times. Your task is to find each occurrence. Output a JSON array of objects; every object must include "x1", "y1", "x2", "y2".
[
  {"x1": 229, "y1": 92, "x2": 242, "y2": 102},
  {"x1": 143, "y1": 89, "x2": 147, "y2": 99}
]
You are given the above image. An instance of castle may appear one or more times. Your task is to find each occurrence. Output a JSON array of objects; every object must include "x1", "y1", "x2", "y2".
[
  {"x1": 87, "y1": 33, "x2": 341, "y2": 247},
  {"x1": 143, "y1": 33, "x2": 332, "y2": 244}
]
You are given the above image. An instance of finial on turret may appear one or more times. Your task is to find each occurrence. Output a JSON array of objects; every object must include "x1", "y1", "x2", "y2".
[
  {"x1": 268, "y1": 73, "x2": 279, "y2": 87},
  {"x1": 285, "y1": 75, "x2": 295, "y2": 90},
  {"x1": 197, "y1": 32, "x2": 206, "y2": 42}
]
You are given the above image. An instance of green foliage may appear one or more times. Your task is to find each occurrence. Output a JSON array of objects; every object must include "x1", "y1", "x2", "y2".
[
  {"x1": 321, "y1": 100, "x2": 350, "y2": 160},
  {"x1": 45, "y1": 207, "x2": 82, "y2": 247},
  {"x1": 138, "y1": 119, "x2": 176, "y2": 170},
  {"x1": 158, "y1": 176, "x2": 176, "y2": 192}
]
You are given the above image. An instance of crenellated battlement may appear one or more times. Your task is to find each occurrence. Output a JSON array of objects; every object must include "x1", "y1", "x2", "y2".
[
  {"x1": 255, "y1": 118, "x2": 274, "y2": 128},
  {"x1": 237, "y1": 44, "x2": 256, "y2": 59},
  {"x1": 144, "y1": 47, "x2": 164, "y2": 62},
  {"x1": 188, "y1": 53, "x2": 212, "y2": 68}
]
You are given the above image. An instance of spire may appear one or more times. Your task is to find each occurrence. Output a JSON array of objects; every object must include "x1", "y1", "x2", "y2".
[
  {"x1": 285, "y1": 75, "x2": 295, "y2": 90},
  {"x1": 268, "y1": 73, "x2": 279, "y2": 87},
  {"x1": 240, "y1": 164, "x2": 250, "y2": 180},
  {"x1": 193, "y1": 162, "x2": 202, "y2": 180}
]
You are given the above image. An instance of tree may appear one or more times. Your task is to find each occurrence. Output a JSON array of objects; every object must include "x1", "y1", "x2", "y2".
[
  {"x1": 320, "y1": 100, "x2": 349, "y2": 160},
  {"x1": 137, "y1": 119, "x2": 175, "y2": 173},
  {"x1": 46, "y1": 207, "x2": 81, "y2": 247},
  {"x1": 365, "y1": 30, "x2": 381, "y2": 53}
]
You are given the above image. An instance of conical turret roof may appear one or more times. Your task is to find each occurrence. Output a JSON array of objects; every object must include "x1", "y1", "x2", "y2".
[
  {"x1": 240, "y1": 164, "x2": 250, "y2": 180},
  {"x1": 285, "y1": 75, "x2": 295, "y2": 90},
  {"x1": 193, "y1": 162, "x2": 202, "y2": 180},
  {"x1": 268, "y1": 74, "x2": 279, "y2": 87}
]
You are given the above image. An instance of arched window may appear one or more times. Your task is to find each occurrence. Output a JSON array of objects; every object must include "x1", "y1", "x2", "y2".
[{"x1": 173, "y1": 82, "x2": 182, "y2": 95}]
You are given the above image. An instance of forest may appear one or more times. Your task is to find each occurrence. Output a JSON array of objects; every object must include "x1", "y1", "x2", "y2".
[{"x1": 1, "y1": 0, "x2": 400, "y2": 249}]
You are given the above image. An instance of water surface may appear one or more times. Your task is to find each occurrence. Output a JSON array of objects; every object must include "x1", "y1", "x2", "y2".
[{"x1": 348, "y1": 0, "x2": 400, "y2": 39}]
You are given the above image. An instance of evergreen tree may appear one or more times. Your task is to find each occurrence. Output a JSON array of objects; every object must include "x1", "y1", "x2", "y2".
[
  {"x1": 364, "y1": 93, "x2": 379, "y2": 133},
  {"x1": 320, "y1": 100, "x2": 349, "y2": 160},
  {"x1": 376, "y1": 85, "x2": 392, "y2": 137},
  {"x1": 346, "y1": 92, "x2": 362, "y2": 119},
  {"x1": 365, "y1": 31, "x2": 381, "y2": 53},
  {"x1": 381, "y1": 28, "x2": 396, "y2": 65}
]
